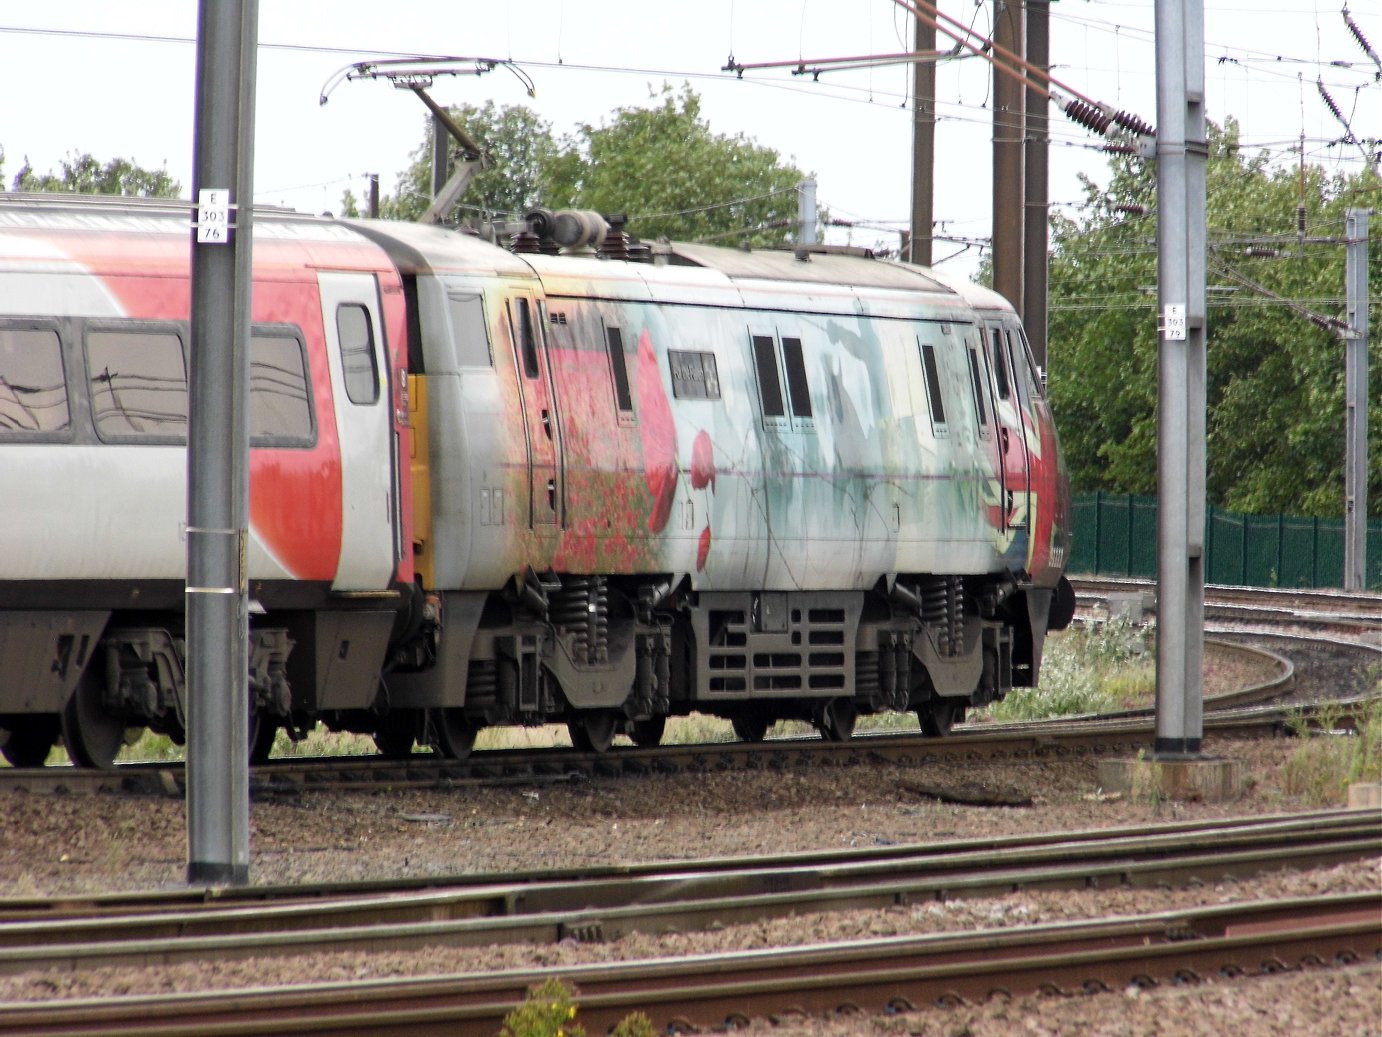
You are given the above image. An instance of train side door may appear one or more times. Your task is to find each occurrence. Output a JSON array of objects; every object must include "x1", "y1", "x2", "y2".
[
  {"x1": 319, "y1": 271, "x2": 398, "y2": 590},
  {"x1": 986, "y1": 320, "x2": 1031, "y2": 546},
  {"x1": 964, "y1": 328, "x2": 1006, "y2": 534},
  {"x1": 506, "y1": 292, "x2": 564, "y2": 529}
]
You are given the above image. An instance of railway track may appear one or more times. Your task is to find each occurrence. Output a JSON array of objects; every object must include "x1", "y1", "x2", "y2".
[
  {"x1": 2, "y1": 580, "x2": 1377, "y2": 796},
  {"x1": 1072, "y1": 576, "x2": 1382, "y2": 633},
  {"x1": 0, "y1": 890, "x2": 1374, "y2": 1034},
  {"x1": 0, "y1": 811, "x2": 1376, "y2": 1034},
  {"x1": 2, "y1": 690, "x2": 1373, "y2": 798}
]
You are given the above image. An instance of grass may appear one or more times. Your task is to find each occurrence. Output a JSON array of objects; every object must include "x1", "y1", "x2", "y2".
[
  {"x1": 1281, "y1": 690, "x2": 1382, "y2": 806},
  {"x1": 976, "y1": 614, "x2": 1154, "y2": 723}
]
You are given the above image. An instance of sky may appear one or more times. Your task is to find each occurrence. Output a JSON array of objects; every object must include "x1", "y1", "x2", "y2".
[{"x1": 0, "y1": 2, "x2": 1377, "y2": 281}]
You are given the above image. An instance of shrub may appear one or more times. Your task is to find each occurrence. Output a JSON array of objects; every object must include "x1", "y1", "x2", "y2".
[{"x1": 499, "y1": 978, "x2": 586, "y2": 1037}]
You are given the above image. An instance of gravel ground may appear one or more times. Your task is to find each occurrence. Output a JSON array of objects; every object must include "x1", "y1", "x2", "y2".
[{"x1": 0, "y1": 732, "x2": 1378, "y2": 1035}]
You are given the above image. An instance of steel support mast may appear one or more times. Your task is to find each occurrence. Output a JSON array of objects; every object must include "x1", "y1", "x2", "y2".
[
  {"x1": 186, "y1": 0, "x2": 258, "y2": 885},
  {"x1": 1153, "y1": 0, "x2": 1207, "y2": 756},
  {"x1": 1343, "y1": 208, "x2": 1370, "y2": 591}
]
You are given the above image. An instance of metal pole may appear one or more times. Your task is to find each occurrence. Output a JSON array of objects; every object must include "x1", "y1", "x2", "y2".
[
  {"x1": 910, "y1": 9, "x2": 936, "y2": 266},
  {"x1": 431, "y1": 114, "x2": 450, "y2": 200},
  {"x1": 798, "y1": 177, "x2": 818, "y2": 245},
  {"x1": 1344, "y1": 208, "x2": 1371, "y2": 591},
  {"x1": 1153, "y1": 0, "x2": 1207, "y2": 756},
  {"x1": 187, "y1": 0, "x2": 257, "y2": 885},
  {"x1": 992, "y1": 0, "x2": 1025, "y2": 314},
  {"x1": 1023, "y1": 0, "x2": 1051, "y2": 370}
]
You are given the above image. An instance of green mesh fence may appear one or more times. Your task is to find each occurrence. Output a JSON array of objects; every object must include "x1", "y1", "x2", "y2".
[{"x1": 1070, "y1": 492, "x2": 1382, "y2": 590}]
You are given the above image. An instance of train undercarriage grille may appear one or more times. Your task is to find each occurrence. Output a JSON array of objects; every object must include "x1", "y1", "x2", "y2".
[{"x1": 692, "y1": 592, "x2": 862, "y2": 699}]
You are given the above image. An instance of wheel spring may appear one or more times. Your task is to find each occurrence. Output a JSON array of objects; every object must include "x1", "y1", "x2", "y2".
[
  {"x1": 466, "y1": 660, "x2": 497, "y2": 700},
  {"x1": 920, "y1": 576, "x2": 965, "y2": 658},
  {"x1": 550, "y1": 576, "x2": 609, "y2": 665}
]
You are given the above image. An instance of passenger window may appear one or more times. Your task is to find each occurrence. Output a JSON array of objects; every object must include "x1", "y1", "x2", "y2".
[
  {"x1": 989, "y1": 326, "x2": 1011, "y2": 401},
  {"x1": 920, "y1": 340, "x2": 947, "y2": 430},
  {"x1": 606, "y1": 326, "x2": 634, "y2": 414},
  {"x1": 447, "y1": 292, "x2": 492, "y2": 367},
  {"x1": 250, "y1": 331, "x2": 313, "y2": 443},
  {"x1": 0, "y1": 326, "x2": 69, "y2": 434},
  {"x1": 781, "y1": 336, "x2": 812, "y2": 419},
  {"x1": 966, "y1": 344, "x2": 990, "y2": 431},
  {"x1": 514, "y1": 298, "x2": 540, "y2": 379},
  {"x1": 751, "y1": 334, "x2": 785, "y2": 419},
  {"x1": 86, "y1": 327, "x2": 187, "y2": 439},
  {"x1": 336, "y1": 304, "x2": 379, "y2": 405},
  {"x1": 1006, "y1": 328, "x2": 1036, "y2": 417},
  {"x1": 669, "y1": 350, "x2": 721, "y2": 401}
]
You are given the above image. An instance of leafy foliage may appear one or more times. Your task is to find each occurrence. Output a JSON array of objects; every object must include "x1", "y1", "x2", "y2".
[
  {"x1": 1047, "y1": 119, "x2": 1381, "y2": 517},
  {"x1": 984, "y1": 615, "x2": 1153, "y2": 721},
  {"x1": 369, "y1": 85, "x2": 811, "y2": 247},
  {"x1": 498, "y1": 979, "x2": 585, "y2": 1037},
  {"x1": 375, "y1": 100, "x2": 560, "y2": 223},
  {"x1": 10, "y1": 152, "x2": 180, "y2": 198},
  {"x1": 543, "y1": 84, "x2": 808, "y2": 246}
]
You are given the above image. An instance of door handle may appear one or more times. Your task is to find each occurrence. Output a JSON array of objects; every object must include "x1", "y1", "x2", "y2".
[{"x1": 541, "y1": 408, "x2": 552, "y2": 439}]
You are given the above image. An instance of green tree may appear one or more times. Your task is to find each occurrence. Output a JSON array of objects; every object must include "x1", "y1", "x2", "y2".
[
  {"x1": 1047, "y1": 119, "x2": 1381, "y2": 518},
  {"x1": 374, "y1": 100, "x2": 560, "y2": 223},
  {"x1": 10, "y1": 152, "x2": 180, "y2": 197},
  {"x1": 543, "y1": 83, "x2": 809, "y2": 246},
  {"x1": 371, "y1": 85, "x2": 812, "y2": 247}
]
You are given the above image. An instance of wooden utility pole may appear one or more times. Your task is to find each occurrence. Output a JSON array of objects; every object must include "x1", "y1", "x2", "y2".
[
  {"x1": 992, "y1": 0, "x2": 1025, "y2": 315},
  {"x1": 910, "y1": 10, "x2": 937, "y2": 266},
  {"x1": 1023, "y1": 0, "x2": 1051, "y2": 369}
]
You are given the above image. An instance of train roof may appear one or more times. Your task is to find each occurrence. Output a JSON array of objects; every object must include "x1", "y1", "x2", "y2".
[
  {"x1": 351, "y1": 218, "x2": 964, "y2": 304},
  {"x1": 0, "y1": 196, "x2": 988, "y2": 308},
  {"x1": 664, "y1": 242, "x2": 955, "y2": 295},
  {"x1": 922, "y1": 267, "x2": 1014, "y2": 313}
]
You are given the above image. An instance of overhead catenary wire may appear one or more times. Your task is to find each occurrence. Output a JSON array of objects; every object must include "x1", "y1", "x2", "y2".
[{"x1": 886, "y1": 0, "x2": 1156, "y2": 140}]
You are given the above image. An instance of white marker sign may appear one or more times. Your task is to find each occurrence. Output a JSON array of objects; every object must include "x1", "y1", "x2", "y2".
[
  {"x1": 1162, "y1": 304, "x2": 1187, "y2": 341},
  {"x1": 196, "y1": 188, "x2": 232, "y2": 244}
]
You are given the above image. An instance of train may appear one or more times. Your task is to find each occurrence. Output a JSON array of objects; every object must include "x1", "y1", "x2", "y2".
[{"x1": 0, "y1": 193, "x2": 1072, "y2": 768}]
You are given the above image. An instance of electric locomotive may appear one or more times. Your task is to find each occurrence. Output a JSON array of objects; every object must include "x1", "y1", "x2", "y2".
[{"x1": 0, "y1": 194, "x2": 1071, "y2": 767}]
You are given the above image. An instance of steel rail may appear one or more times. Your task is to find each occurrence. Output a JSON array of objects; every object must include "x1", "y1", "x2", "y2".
[
  {"x1": 1, "y1": 692, "x2": 1373, "y2": 799},
  {"x1": 0, "y1": 690, "x2": 1368, "y2": 798},
  {"x1": 0, "y1": 892, "x2": 1374, "y2": 1036},
  {"x1": 0, "y1": 807, "x2": 1359, "y2": 922},
  {"x1": 0, "y1": 813, "x2": 1374, "y2": 976},
  {"x1": 0, "y1": 592, "x2": 1373, "y2": 797}
]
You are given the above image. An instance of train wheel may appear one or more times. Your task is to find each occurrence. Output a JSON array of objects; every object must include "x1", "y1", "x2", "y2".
[
  {"x1": 430, "y1": 708, "x2": 478, "y2": 760},
  {"x1": 249, "y1": 715, "x2": 278, "y2": 764},
  {"x1": 62, "y1": 673, "x2": 130, "y2": 770},
  {"x1": 917, "y1": 699, "x2": 965, "y2": 737},
  {"x1": 731, "y1": 712, "x2": 770, "y2": 743},
  {"x1": 0, "y1": 715, "x2": 60, "y2": 768},
  {"x1": 816, "y1": 698, "x2": 858, "y2": 742},
  {"x1": 629, "y1": 715, "x2": 666, "y2": 748},
  {"x1": 568, "y1": 711, "x2": 618, "y2": 753},
  {"x1": 373, "y1": 711, "x2": 418, "y2": 758}
]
